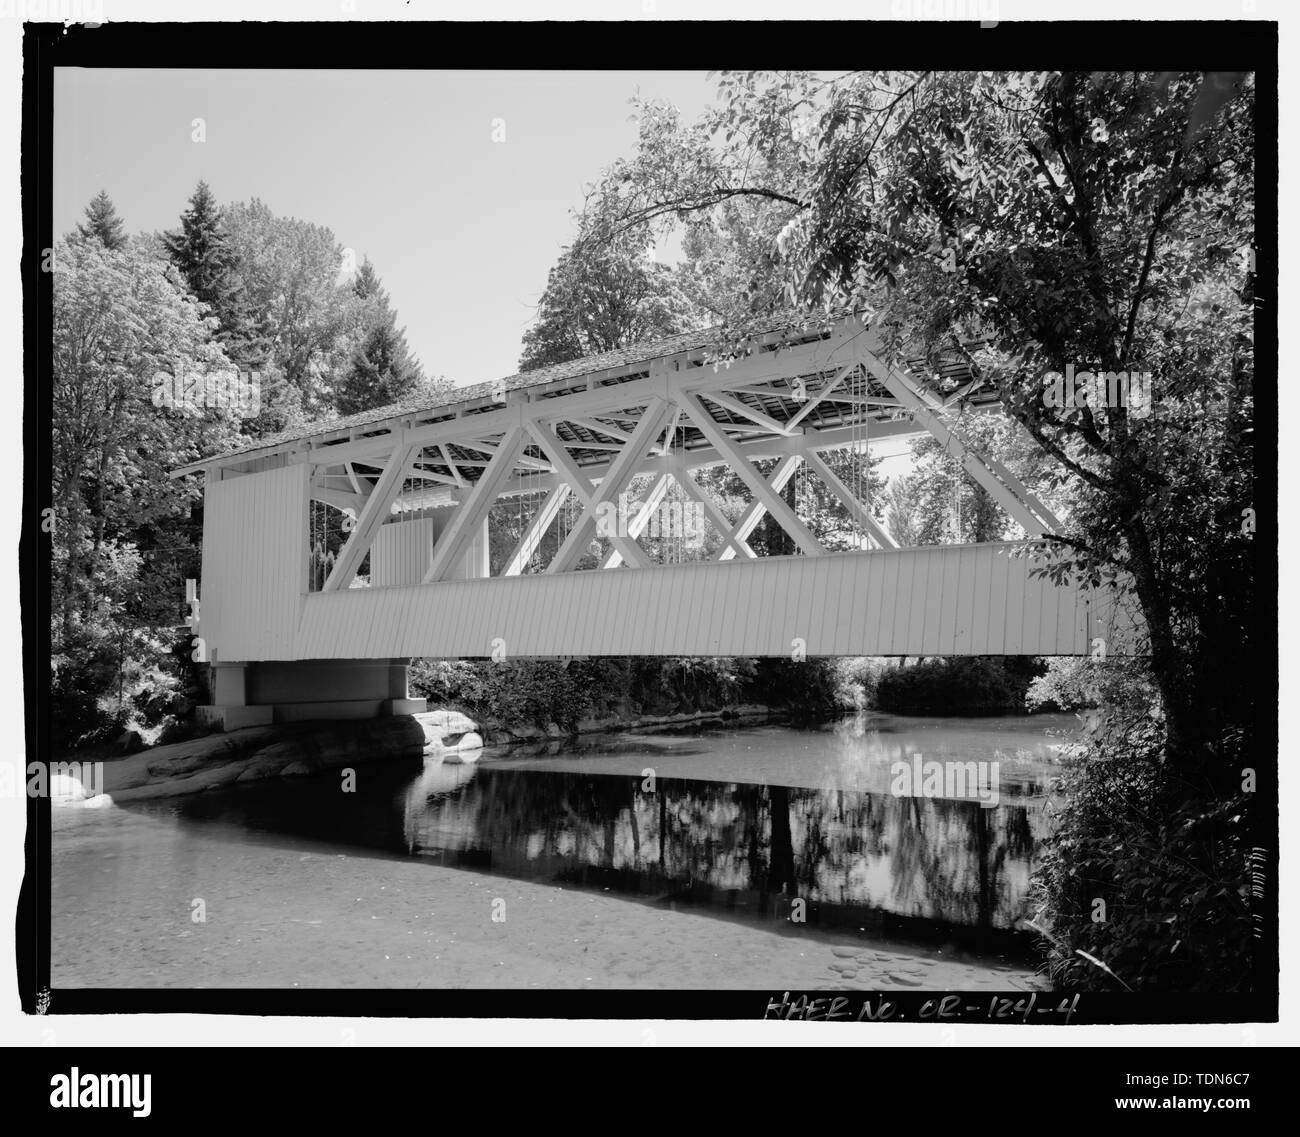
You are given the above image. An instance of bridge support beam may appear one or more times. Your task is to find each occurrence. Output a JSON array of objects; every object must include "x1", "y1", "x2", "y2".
[{"x1": 198, "y1": 658, "x2": 426, "y2": 731}]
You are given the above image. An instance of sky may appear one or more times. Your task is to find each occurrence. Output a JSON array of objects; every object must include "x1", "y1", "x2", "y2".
[
  {"x1": 53, "y1": 69, "x2": 721, "y2": 389},
  {"x1": 53, "y1": 67, "x2": 916, "y2": 477}
]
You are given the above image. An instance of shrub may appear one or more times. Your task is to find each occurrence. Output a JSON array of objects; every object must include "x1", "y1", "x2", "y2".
[
  {"x1": 50, "y1": 619, "x2": 191, "y2": 751},
  {"x1": 407, "y1": 654, "x2": 860, "y2": 731},
  {"x1": 1029, "y1": 702, "x2": 1255, "y2": 991},
  {"x1": 742, "y1": 657, "x2": 844, "y2": 719},
  {"x1": 1025, "y1": 656, "x2": 1159, "y2": 713},
  {"x1": 875, "y1": 656, "x2": 1044, "y2": 715},
  {"x1": 833, "y1": 657, "x2": 890, "y2": 709}
]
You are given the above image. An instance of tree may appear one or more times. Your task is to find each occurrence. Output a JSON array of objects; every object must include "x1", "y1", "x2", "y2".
[
  {"x1": 881, "y1": 473, "x2": 923, "y2": 547},
  {"x1": 572, "y1": 71, "x2": 1258, "y2": 988},
  {"x1": 902, "y1": 413, "x2": 1062, "y2": 546},
  {"x1": 52, "y1": 234, "x2": 241, "y2": 743},
  {"x1": 520, "y1": 224, "x2": 706, "y2": 372},
  {"x1": 163, "y1": 182, "x2": 253, "y2": 361},
  {"x1": 334, "y1": 258, "x2": 427, "y2": 415},
  {"x1": 223, "y1": 198, "x2": 361, "y2": 427},
  {"x1": 584, "y1": 70, "x2": 1255, "y2": 776},
  {"x1": 76, "y1": 190, "x2": 127, "y2": 250}
]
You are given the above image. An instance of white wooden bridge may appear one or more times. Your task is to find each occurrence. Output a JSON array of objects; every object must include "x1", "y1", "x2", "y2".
[{"x1": 173, "y1": 313, "x2": 1139, "y2": 728}]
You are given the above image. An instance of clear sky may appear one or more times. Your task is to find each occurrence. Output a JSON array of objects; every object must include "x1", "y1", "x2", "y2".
[{"x1": 53, "y1": 69, "x2": 721, "y2": 389}]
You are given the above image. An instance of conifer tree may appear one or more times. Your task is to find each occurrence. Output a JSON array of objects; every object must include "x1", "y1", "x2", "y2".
[
  {"x1": 163, "y1": 181, "x2": 256, "y2": 363},
  {"x1": 76, "y1": 189, "x2": 127, "y2": 250},
  {"x1": 335, "y1": 258, "x2": 424, "y2": 415}
]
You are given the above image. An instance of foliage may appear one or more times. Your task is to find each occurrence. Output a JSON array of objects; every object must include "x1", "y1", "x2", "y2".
[
  {"x1": 334, "y1": 258, "x2": 436, "y2": 414},
  {"x1": 902, "y1": 413, "x2": 1063, "y2": 545},
  {"x1": 875, "y1": 656, "x2": 1045, "y2": 716},
  {"x1": 571, "y1": 70, "x2": 1258, "y2": 988},
  {"x1": 743, "y1": 658, "x2": 844, "y2": 719},
  {"x1": 584, "y1": 70, "x2": 1255, "y2": 774},
  {"x1": 51, "y1": 186, "x2": 449, "y2": 751},
  {"x1": 1026, "y1": 655, "x2": 1160, "y2": 713},
  {"x1": 76, "y1": 189, "x2": 127, "y2": 250},
  {"x1": 163, "y1": 181, "x2": 254, "y2": 366},
  {"x1": 520, "y1": 197, "x2": 708, "y2": 371},
  {"x1": 222, "y1": 197, "x2": 361, "y2": 429},
  {"x1": 409, "y1": 654, "x2": 859, "y2": 733},
  {"x1": 1030, "y1": 691, "x2": 1253, "y2": 991},
  {"x1": 832, "y1": 657, "x2": 888, "y2": 710},
  {"x1": 51, "y1": 233, "x2": 242, "y2": 745}
]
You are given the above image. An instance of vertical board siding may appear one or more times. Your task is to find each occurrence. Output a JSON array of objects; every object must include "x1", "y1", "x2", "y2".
[
  {"x1": 201, "y1": 464, "x2": 307, "y2": 662},
  {"x1": 284, "y1": 542, "x2": 1138, "y2": 661},
  {"x1": 371, "y1": 518, "x2": 434, "y2": 590}
]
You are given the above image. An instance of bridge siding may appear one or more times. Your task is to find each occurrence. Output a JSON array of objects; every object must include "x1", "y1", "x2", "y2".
[
  {"x1": 280, "y1": 543, "x2": 1133, "y2": 660},
  {"x1": 197, "y1": 466, "x2": 1136, "y2": 661},
  {"x1": 200, "y1": 464, "x2": 307, "y2": 663}
]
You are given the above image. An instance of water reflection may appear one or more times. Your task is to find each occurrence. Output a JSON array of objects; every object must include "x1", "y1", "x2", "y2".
[
  {"x1": 401, "y1": 766, "x2": 1042, "y2": 946},
  {"x1": 161, "y1": 716, "x2": 1065, "y2": 957}
]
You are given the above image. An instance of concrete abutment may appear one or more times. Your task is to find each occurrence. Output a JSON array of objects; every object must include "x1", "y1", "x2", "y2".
[{"x1": 198, "y1": 658, "x2": 426, "y2": 731}]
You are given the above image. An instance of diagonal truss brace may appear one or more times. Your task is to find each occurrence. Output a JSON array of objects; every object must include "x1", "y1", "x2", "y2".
[
  {"x1": 802, "y1": 447, "x2": 897, "y2": 549},
  {"x1": 680, "y1": 390, "x2": 824, "y2": 559},
  {"x1": 423, "y1": 427, "x2": 526, "y2": 583},
  {"x1": 526, "y1": 421, "x2": 654, "y2": 571},
  {"x1": 601, "y1": 472, "x2": 672, "y2": 569},
  {"x1": 712, "y1": 454, "x2": 802, "y2": 562},
  {"x1": 671, "y1": 460, "x2": 754, "y2": 560},
  {"x1": 530, "y1": 400, "x2": 672, "y2": 573},
  {"x1": 502, "y1": 482, "x2": 574, "y2": 577},
  {"x1": 859, "y1": 353, "x2": 1059, "y2": 536},
  {"x1": 322, "y1": 443, "x2": 418, "y2": 591}
]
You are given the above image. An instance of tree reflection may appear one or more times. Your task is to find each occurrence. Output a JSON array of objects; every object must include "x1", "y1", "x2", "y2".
[{"x1": 400, "y1": 760, "x2": 1047, "y2": 935}]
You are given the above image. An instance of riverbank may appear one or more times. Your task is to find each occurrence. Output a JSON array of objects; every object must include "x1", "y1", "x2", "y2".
[
  {"x1": 61, "y1": 717, "x2": 427, "y2": 803},
  {"x1": 477, "y1": 703, "x2": 785, "y2": 745},
  {"x1": 50, "y1": 800, "x2": 1045, "y2": 992},
  {"x1": 54, "y1": 706, "x2": 803, "y2": 803}
]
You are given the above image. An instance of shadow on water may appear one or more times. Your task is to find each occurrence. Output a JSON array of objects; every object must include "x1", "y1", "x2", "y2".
[{"x1": 141, "y1": 720, "x2": 1058, "y2": 963}]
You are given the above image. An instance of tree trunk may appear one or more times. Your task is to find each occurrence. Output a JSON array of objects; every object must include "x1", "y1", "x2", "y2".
[{"x1": 1122, "y1": 514, "x2": 1208, "y2": 776}]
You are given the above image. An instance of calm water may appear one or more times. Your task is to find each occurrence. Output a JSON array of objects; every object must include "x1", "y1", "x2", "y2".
[{"x1": 124, "y1": 714, "x2": 1074, "y2": 959}]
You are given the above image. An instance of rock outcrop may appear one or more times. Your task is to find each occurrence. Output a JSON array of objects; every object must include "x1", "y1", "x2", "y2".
[{"x1": 93, "y1": 716, "x2": 426, "y2": 801}]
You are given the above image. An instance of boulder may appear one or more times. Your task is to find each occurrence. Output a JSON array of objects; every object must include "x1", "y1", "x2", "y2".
[{"x1": 415, "y1": 709, "x2": 477, "y2": 738}]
